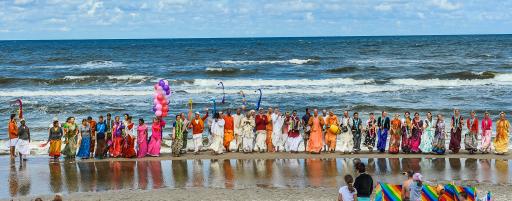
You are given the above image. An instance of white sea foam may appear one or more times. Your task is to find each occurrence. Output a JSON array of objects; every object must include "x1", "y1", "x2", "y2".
[
  {"x1": 63, "y1": 75, "x2": 151, "y2": 81},
  {"x1": 185, "y1": 78, "x2": 374, "y2": 87},
  {"x1": 34, "y1": 60, "x2": 125, "y2": 69},
  {"x1": 220, "y1": 58, "x2": 318, "y2": 65},
  {"x1": 182, "y1": 85, "x2": 405, "y2": 95},
  {"x1": 0, "y1": 88, "x2": 153, "y2": 97},
  {"x1": 390, "y1": 73, "x2": 512, "y2": 87}
]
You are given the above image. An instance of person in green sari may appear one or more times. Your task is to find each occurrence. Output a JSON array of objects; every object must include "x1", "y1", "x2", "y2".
[
  {"x1": 62, "y1": 117, "x2": 79, "y2": 159},
  {"x1": 172, "y1": 115, "x2": 185, "y2": 157}
]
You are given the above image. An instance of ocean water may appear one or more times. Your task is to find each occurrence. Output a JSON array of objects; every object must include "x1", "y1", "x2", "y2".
[{"x1": 1, "y1": 35, "x2": 512, "y2": 140}]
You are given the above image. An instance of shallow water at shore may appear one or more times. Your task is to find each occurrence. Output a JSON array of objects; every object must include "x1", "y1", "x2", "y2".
[{"x1": 1, "y1": 156, "x2": 510, "y2": 199}]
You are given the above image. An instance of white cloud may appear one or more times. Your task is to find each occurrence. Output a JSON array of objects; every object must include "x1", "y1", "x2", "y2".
[
  {"x1": 45, "y1": 18, "x2": 66, "y2": 24},
  {"x1": 0, "y1": 29, "x2": 10, "y2": 33},
  {"x1": 417, "y1": 12, "x2": 425, "y2": 19},
  {"x1": 264, "y1": 0, "x2": 316, "y2": 12},
  {"x1": 79, "y1": 0, "x2": 104, "y2": 17},
  {"x1": 305, "y1": 12, "x2": 314, "y2": 22},
  {"x1": 374, "y1": 3, "x2": 392, "y2": 11},
  {"x1": 14, "y1": 0, "x2": 33, "y2": 5},
  {"x1": 430, "y1": 0, "x2": 462, "y2": 11}
]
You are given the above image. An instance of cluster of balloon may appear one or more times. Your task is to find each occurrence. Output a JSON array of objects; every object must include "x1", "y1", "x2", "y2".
[{"x1": 152, "y1": 79, "x2": 171, "y2": 117}]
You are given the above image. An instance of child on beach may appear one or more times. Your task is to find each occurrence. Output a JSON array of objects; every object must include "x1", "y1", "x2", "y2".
[{"x1": 338, "y1": 174, "x2": 357, "y2": 201}]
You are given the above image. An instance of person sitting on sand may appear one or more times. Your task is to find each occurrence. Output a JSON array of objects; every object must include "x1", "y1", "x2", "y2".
[
  {"x1": 354, "y1": 163, "x2": 373, "y2": 201},
  {"x1": 338, "y1": 174, "x2": 357, "y2": 201}
]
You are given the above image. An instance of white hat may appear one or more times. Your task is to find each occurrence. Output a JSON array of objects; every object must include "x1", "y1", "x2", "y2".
[
  {"x1": 413, "y1": 173, "x2": 423, "y2": 182},
  {"x1": 195, "y1": 112, "x2": 200, "y2": 115}
]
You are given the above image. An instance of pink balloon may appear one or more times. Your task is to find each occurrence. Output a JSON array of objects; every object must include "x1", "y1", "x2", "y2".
[
  {"x1": 154, "y1": 84, "x2": 159, "y2": 90},
  {"x1": 156, "y1": 104, "x2": 163, "y2": 110},
  {"x1": 153, "y1": 99, "x2": 159, "y2": 105},
  {"x1": 155, "y1": 111, "x2": 162, "y2": 116},
  {"x1": 157, "y1": 85, "x2": 163, "y2": 91}
]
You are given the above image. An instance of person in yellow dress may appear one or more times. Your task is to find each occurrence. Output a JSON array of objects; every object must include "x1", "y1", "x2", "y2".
[{"x1": 494, "y1": 112, "x2": 510, "y2": 155}]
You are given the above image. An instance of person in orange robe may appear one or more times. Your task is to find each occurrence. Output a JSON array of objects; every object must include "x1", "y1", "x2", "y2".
[
  {"x1": 8, "y1": 114, "x2": 18, "y2": 159},
  {"x1": 324, "y1": 111, "x2": 339, "y2": 152},
  {"x1": 389, "y1": 114, "x2": 402, "y2": 154},
  {"x1": 307, "y1": 109, "x2": 325, "y2": 153},
  {"x1": 265, "y1": 108, "x2": 274, "y2": 152},
  {"x1": 223, "y1": 110, "x2": 235, "y2": 152}
]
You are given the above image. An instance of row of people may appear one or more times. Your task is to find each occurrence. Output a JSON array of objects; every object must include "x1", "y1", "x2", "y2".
[{"x1": 6, "y1": 108, "x2": 510, "y2": 160}]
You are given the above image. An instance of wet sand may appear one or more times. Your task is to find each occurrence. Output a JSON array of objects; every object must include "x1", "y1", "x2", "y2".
[
  {"x1": 2, "y1": 152, "x2": 510, "y2": 201},
  {"x1": 9, "y1": 184, "x2": 511, "y2": 201}
]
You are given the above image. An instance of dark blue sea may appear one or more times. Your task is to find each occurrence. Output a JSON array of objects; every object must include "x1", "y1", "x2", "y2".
[{"x1": 1, "y1": 35, "x2": 512, "y2": 140}]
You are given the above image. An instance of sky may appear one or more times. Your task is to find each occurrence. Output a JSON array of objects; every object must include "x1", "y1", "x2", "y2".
[{"x1": 0, "y1": 0, "x2": 511, "y2": 40}]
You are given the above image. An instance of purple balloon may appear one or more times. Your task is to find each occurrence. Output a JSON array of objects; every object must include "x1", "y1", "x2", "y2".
[
  {"x1": 159, "y1": 80, "x2": 165, "y2": 87},
  {"x1": 163, "y1": 85, "x2": 169, "y2": 91},
  {"x1": 165, "y1": 90, "x2": 170, "y2": 95}
]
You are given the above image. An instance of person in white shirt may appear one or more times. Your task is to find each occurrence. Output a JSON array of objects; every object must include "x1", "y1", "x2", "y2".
[
  {"x1": 209, "y1": 112, "x2": 225, "y2": 155},
  {"x1": 271, "y1": 108, "x2": 285, "y2": 152},
  {"x1": 233, "y1": 108, "x2": 244, "y2": 152},
  {"x1": 338, "y1": 174, "x2": 357, "y2": 201},
  {"x1": 338, "y1": 111, "x2": 354, "y2": 153}
]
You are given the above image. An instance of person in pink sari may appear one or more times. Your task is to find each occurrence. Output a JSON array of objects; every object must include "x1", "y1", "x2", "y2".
[
  {"x1": 147, "y1": 117, "x2": 165, "y2": 157},
  {"x1": 137, "y1": 118, "x2": 149, "y2": 158},
  {"x1": 480, "y1": 112, "x2": 492, "y2": 153},
  {"x1": 409, "y1": 112, "x2": 423, "y2": 153}
]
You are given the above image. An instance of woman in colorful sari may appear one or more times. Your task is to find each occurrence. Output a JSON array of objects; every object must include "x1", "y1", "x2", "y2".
[
  {"x1": 172, "y1": 115, "x2": 185, "y2": 157},
  {"x1": 77, "y1": 119, "x2": 91, "y2": 159},
  {"x1": 494, "y1": 112, "x2": 510, "y2": 155},
  {"x1": 109, "y1": 116, "x2": 124, "y2": 158},
  {"x1": 401, "y1": 112, "x2": 412, "y2": 153},
  {"x1": 45, "y1": 120, "x2": 63, "y2": 160},
  {"x1": 62, "y1": 117, "x2": 79, "y2": 159},
  {"x1": 449, "y1": 109, "x2": 463, "y2": 154},
  {"x1": 137, "y1": 118, "x2": 148, "y2": 158},
  {"x1": 77, "y1": 119, "x2": 92, "y2": 159},
  {"x1": 432, "y1": 114, "x2": 446, "y2": 155},
  {"x1": 480, "y1": 112, "x2": 492, "y2": 153},
  {"x1": 388, "y1": 114, "x2": 402, "y2": 154},
  {"x1": 420, "y1": 112, "x2": 434, "y2": 153},
  {"x1": 409, "y1": 112, "x2": 423, "y2": 153},
  {"x1": 147, "y1": 117, "x2": 165, "y2": 157},
  {"x1": 465, "y1": 111, "x2": 479, "y2": 154},
  {"x1": 122, "y1": 116, "x2": 136, "y2": 158},
  {"x1": 363, "y1": 113, "x2": 377, "y2": 152}
]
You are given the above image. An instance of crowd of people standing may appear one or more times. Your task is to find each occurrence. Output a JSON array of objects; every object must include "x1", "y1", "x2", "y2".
[{"x1": 6, "y1": 107, "x2": 510, "y2": 160}]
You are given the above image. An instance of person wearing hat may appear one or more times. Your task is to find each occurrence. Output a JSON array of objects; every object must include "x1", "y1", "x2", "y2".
[
  {"x1": 190, "y1": 109, "x2": 209, "y2": 154},
  {"x1": 494, "y1": 111, "x2": 510, "y2": 155},
  {"x1": 16, "y1": 119, "x2": 31, "y2": 161},
  {"x1": 8, "y1": 114, "x2": 18, "y2": 159},
  {"x1": 45, "y1": 119, "x2": 63, "y2": 160},
  {"x1": 401, "y1": 170, "x2": 414, "y2": 201},
  {"x1": 409, "y1": 173, "x2": 423, "y2": 201}
]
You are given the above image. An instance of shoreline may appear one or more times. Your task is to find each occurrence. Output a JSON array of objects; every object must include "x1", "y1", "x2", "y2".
[{"x1": 4, "y1": 151, "x2": 510, "y2": 163}]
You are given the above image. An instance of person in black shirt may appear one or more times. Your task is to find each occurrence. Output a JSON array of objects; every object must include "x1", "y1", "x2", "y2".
[{"x1": 354, "y1": 163, "x2": 373, "y2": 201}]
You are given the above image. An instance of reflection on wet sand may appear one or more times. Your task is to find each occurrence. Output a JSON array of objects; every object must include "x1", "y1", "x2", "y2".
[{"x1": 2, "y1": 158, "x2": 511, "y2": 199}]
